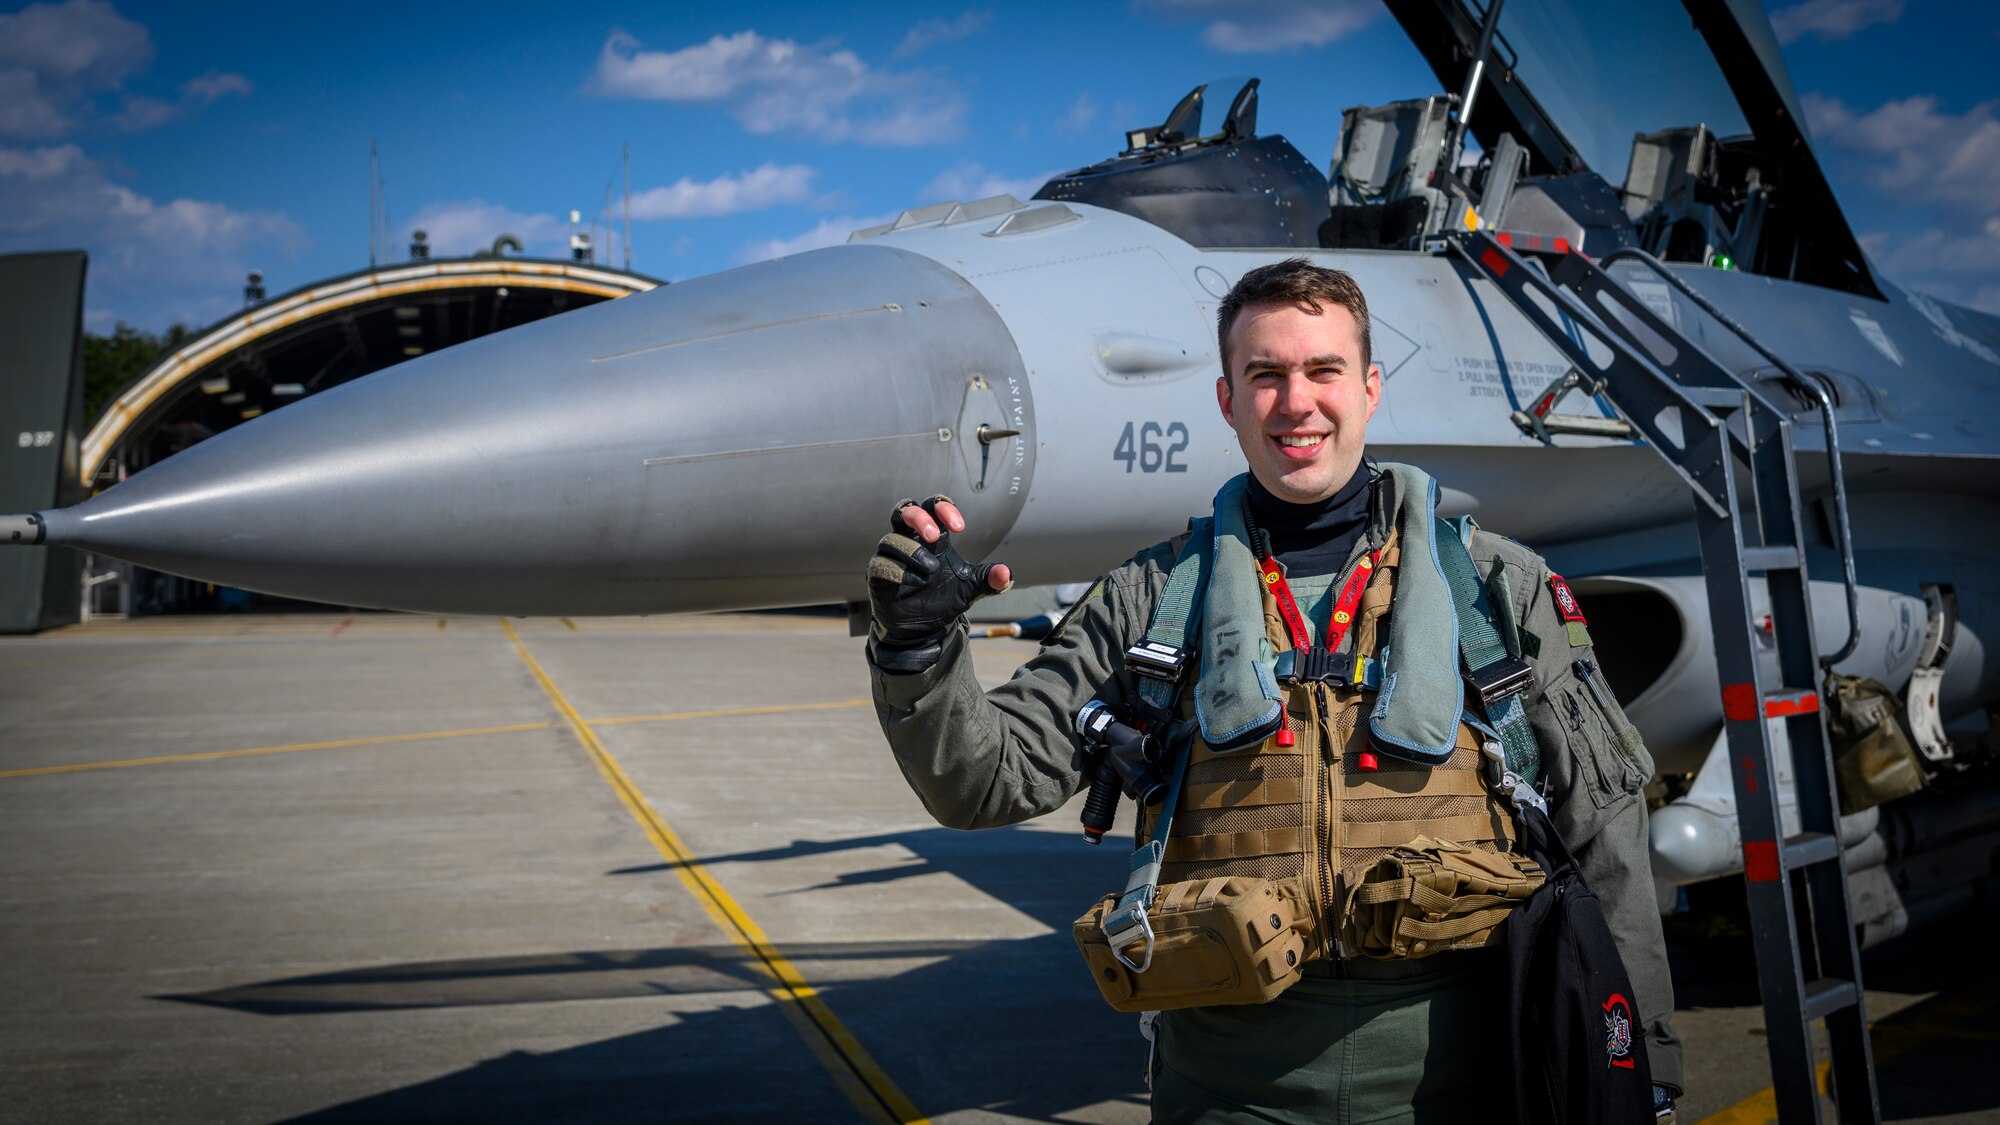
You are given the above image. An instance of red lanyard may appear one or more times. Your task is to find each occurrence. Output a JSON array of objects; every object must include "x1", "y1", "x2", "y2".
[{"x1": 1258, "y1": 550, "x2": 1379, "y2": 656}]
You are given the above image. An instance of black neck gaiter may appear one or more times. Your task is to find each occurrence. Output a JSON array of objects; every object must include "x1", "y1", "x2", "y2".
[{"x1": 1245, "y1": 463, "x2": 1372, "y2": 579}]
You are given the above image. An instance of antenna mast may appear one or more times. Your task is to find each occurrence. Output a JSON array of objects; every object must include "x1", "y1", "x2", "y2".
[
  {"x1": 623, "y1": 142, "x2": 632, "y2": 271},
  {"x1": 369, "y1": 138, "x2": 379, "y2": 268}
]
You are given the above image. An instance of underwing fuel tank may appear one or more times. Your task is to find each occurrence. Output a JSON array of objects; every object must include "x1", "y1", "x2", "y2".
[{"x1": 6, "y1": 245, "x2": 1038, "y2": 615}]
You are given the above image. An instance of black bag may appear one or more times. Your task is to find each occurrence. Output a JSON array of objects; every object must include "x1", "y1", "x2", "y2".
[{"x1": 1506, "y1": 802, "x2": 1656, "y2": 1123}]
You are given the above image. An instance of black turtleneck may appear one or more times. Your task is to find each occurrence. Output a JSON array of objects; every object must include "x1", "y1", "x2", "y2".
[{"x1": 1245, "y1": 462, "x2": 1372, "y2": 579}]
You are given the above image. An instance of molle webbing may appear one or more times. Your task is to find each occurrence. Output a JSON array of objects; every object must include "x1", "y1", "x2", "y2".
[
  {"x1": 1153, "y1": 522, "x2": 1515, "y2": 911},
  {"x1": 1332, "y1": 739, "x2": 1516, "y2": 876},
  {"x1": 1155, "y1": 734, "x2": 1306, "y2": 884}
]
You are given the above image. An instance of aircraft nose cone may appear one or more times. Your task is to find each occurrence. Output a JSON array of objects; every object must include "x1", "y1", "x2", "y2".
[{"x1": 43, "y1": 244, "x2": 1036, "y2": 614}]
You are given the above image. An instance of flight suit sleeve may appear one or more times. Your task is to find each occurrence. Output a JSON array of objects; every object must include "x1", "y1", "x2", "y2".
[
  {"x1": 868, "y1": 548, "x2": 1169, "y2": 832},
  {"x1": 1502, "y1": 550, "x2": 1686, "y2": 1095}
]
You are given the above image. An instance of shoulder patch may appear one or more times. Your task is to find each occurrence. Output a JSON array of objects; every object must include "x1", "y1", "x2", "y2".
[
  {"x1": 1549, "y1": 574, "x2": 1585, "y2": 623},
  {"x1": 1548, "y1": 573, "x2": 1592, "y2": 647}
]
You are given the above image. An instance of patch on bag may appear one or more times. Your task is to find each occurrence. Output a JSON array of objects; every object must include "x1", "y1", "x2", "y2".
[
  {"x1": 1549, "y1": 574, "x2": 1592, "y2": 647},
  {"x1": 1603, "y1": 992, "x2": 1636, "y2": 1070}
]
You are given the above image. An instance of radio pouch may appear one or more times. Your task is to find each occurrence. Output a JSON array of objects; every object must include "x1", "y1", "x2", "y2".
[
  {"x1": 1338, "y1": 836, "x2": 1545, "y2": 959},
  {"x1": 1074, "y1": 876, "x2": 1314, "y2": 1012}
]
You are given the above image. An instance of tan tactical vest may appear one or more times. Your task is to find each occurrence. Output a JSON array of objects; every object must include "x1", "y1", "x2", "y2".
[{"x1": 1142, "y1": 527, "x2": 1521, "y2": 957}]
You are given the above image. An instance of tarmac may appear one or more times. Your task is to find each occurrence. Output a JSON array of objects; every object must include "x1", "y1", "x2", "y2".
[{"x1": 1, "y1": 611, "x2": 1995, "y2": 1124}]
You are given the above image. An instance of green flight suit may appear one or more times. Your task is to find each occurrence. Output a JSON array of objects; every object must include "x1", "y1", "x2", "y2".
[{"x1": 869, "y1": 469, "x2": 1683, "y2": 1119}]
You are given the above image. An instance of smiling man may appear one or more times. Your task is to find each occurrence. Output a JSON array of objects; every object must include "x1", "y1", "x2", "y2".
[{"x1": 864, "y1": 258, "x2": 1681, "y2": 1122}]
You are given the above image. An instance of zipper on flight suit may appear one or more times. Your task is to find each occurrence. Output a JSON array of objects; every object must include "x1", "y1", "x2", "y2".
[{"x1": 1313, "y1": 682, "x2": 1340, "y2": 960}]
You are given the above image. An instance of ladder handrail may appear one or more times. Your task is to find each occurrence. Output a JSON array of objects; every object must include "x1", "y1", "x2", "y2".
[
  {"x1": 1443, "y1": 238, "x2": 1737, "y2": 517},
  {"x1": 1597, "y1": 246, "x2": 1863, "y2": 666}
]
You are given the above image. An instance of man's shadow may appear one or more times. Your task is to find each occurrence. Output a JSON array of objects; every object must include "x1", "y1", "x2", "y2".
[{"x1": 163, "y1": 823, "x2": 1153, "y2": 1123}]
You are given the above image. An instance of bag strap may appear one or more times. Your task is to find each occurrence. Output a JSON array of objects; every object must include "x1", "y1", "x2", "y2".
[
  {"x1": 1099, "y1": 527, "x2": 1211, "y2": 972},
  {"x1": 1434, "y1": 517, "x2": 1548, "y2": 815}
]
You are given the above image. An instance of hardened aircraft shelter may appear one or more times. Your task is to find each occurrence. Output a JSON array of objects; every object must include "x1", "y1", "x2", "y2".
[{"x1": 83, "y1": 256, "x2": 659, "y2": 485}]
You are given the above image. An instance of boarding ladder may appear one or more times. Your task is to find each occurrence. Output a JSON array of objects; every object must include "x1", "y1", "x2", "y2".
[{"x1": 1450, "y1": 230, "x2": 1880, "y2": 1123}]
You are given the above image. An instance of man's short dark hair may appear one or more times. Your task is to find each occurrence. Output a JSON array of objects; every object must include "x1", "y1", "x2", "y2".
[{"x1": 1216, "y1": 258, "x2": 1372, "y2": 382}]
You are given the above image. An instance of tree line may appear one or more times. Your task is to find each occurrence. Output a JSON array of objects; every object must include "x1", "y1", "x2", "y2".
[{"x1": 82, "y1": 322, "x2": 192, "y2": 428}]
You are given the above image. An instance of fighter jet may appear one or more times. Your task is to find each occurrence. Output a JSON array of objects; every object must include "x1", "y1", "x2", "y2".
[{"x1": 7, "y1": 0, "x2": 2000, "y2": 1087}]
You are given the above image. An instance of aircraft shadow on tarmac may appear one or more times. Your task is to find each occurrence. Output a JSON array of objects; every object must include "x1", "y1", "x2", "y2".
[
  {"x1": 1662, "y1": 894, "x2": 2000, "y2": 1121},
  {"x1": 160, "y1": 824, "x2": 1154, "y2": 1123}
]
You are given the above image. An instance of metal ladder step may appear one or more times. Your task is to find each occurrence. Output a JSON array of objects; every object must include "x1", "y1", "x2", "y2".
[
  {"x1": 1741, "y1": 545, "x2": 1802, "y2": 571},
  {"x1": 1784, "y1": 831, "x2": 1842, "y2": 869},
  {"x1": 1682, "y1": 385, "x2": 1750, "y2": 410},
  {"x1": 1721, "y1": 684, "x2": 1821, "y2": 721},
  {"x1": 1803, "y1": 978, "x2": 1862, "y2": 1022}
]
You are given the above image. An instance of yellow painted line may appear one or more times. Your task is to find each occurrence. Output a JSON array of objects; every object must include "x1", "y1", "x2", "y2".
[
  {"x1": 1699, "y1": 1019, "x2": 1921, "y2": 1124},
  {"x1": 0, "y1": 722, "x2": 553, "y2": 779},
  {"x1": 0, "y1": 656, "x2": 127, "y2": 672},
  {"x1": 499, "y1": 619, "x2": 925, "y2": 1125},
  {"x1": 559, "y1": 617, "x2": 579, "y2": 632},
  {"x1": 437, "y1": 618, "x2": 448, "y2": 632},
  {"x1": 586, "y1": 699, "x2": 871, "y2": 726},
  {"x1": 1697, "y1": 1058, "x2": 1832, "y2": 1125}
]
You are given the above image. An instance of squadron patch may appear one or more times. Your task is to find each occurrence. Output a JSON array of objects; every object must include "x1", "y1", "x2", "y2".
[
  {"x1": 1602, "y1": 992, "x2": 1637, "y2": 1070},
  {"x1": 1549, "y1": 573, "x2": 1592, "y2": 648}
]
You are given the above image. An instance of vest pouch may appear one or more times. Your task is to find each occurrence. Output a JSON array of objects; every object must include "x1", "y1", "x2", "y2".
[
  {"x1": 1072, "y1": 876, "x2": 1314, "y2": 1013},
  {"x1": 1338, "y1": 836, "x2": 1544, "y2": 960}
]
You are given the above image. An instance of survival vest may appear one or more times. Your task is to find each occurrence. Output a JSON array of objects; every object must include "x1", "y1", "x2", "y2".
[
  {"x1": 1075, "y1": 466, "x2": 1549, "y2": 1013},
  {"x1": 1140, "y1": 519, "x2": 1527, "y2": 961}
]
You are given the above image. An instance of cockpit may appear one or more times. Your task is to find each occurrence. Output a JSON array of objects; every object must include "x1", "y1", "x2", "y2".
[{"x1": 1036, "y1": 0, "x2": 1879, "y2": 300}]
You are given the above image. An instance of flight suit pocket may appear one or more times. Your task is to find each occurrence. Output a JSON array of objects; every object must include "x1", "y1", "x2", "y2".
[{"x1": 1560, "y1": 674, "x2": 1651, "y2": 810}]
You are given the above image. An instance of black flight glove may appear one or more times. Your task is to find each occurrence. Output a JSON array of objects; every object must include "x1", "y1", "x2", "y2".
[{"x1": 867, "y1": 496, "x2": 1002, "y2": 674}]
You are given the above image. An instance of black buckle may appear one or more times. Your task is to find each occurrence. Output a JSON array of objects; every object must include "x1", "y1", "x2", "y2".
[
  {"x1": 1126, "y1": 640, "x2": 1189, "y2": 685},
  {"x1": 1275, "y1": 649, "x2": 1355, "y2": 684},
  {"x1": 1468, "y1": 656, "x2": 1536, "y2": 708}
]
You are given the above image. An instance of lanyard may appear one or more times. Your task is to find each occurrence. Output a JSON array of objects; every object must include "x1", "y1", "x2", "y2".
[{"x1": 1257, "y1": 549, "x2": 1379, "y2": 656}]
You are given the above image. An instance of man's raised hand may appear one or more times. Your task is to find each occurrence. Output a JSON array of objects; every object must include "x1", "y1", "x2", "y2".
[{"x1": 867, "y1": 496, "x2": 1012, "y2": 673}]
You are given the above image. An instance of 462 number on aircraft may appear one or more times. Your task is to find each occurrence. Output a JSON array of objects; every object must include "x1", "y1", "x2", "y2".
[{"x1": 1113, "y1": 421, "x2": 1190, "y2": 474}]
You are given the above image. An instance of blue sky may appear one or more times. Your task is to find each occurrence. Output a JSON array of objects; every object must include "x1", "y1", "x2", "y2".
[{"x1": 1, "y1": 0, "x2": 1992, "y2": 332}]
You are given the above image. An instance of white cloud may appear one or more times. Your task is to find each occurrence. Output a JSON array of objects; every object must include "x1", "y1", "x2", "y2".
[
  {"x1": 0, "y1": 0, "x2": 152, "y2": 139},
  {"x1": 1061, "y1": 92, "x2": 1098, "y2": 134},
  {"x1": 920, "y1": 160, "x2": 1055, "y2": 204},
  {"x1": 893, "y1": 11, "x2": 991, "y2": 59},
  {"x1": 1769, "y1": 0, "x2": 1903, "y2": 45},
  {"x1": 181, "y1": 70, "x2": 252, "y2": 103},
  {"x1": 1861, "y1": 221, "x2": 2000, "y2": 301},
  {"x1": 1139, "y1": 0, "x2": 1378, "y2": 53},
  {"x1": 736, "y1": 211, "x2": 900, "y2": 263},
  {"x1": 400, "y1": 199, "x2": 569, "y2": 259},
  {"x1": 112, "y1": 70, "x2": 253, "y2": 131},
  {"x1": 0, "y1": 141, "x2": 302, "y2": 328},
  {"x1": 1824, "y1": 92, "x2": 2000, "y2": 316},
  {"x1": 585, "y1": 28, "x2": 965, "y2": 146},
  {"x1": 626, "y1": 163, "x2": 817, "y2": 220},
  {"x1": 1805, "y1": 93, "x2": 2000, "y2": 215}
]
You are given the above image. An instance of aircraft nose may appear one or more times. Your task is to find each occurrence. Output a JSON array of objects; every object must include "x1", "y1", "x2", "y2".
[{"x1": 38, "y1": 244, "x2": 1036, "y2": 614}]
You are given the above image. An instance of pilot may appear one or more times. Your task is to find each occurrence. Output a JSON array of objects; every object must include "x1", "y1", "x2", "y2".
[{"x1": 864, "y1": 258, "x2": 1682, "y2": 1120}]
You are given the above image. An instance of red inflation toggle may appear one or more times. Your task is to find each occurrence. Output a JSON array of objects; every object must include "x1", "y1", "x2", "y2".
[
  {"x1": 1275, "y1": 728, "x2": 1295, "y2": 748},
  {"x1": 1357, "y1": 750, "x2": 1379, "y2": 772}
]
